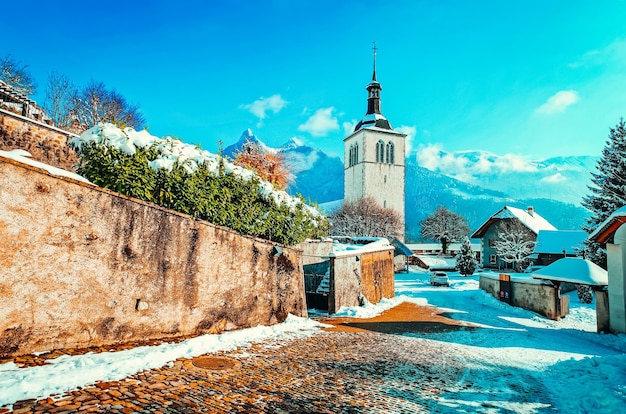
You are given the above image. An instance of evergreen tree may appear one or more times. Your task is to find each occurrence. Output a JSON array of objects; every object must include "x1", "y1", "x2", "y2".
[
  {"x1": 456, "y1": 236, "x2": 477, "y2": 276},
  {"x1": 581, "y1": 118, "x2": 626, "y2": 268}
]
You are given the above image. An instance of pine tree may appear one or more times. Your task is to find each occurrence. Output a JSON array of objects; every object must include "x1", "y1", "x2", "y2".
[
  {"x1": 456, "y1": 236, "x2": 477, "y2": 276},
  {"x1": 581, "y1": 118, "x2": 626, "y2": 268}
]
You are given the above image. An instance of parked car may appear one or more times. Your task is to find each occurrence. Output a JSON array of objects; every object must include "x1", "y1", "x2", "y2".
[{"x1": 430, "y1": 271, "x2": 449, "y2": 287}]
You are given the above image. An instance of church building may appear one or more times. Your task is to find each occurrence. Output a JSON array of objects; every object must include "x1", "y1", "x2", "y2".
[{"x1": 343, "y1": 48, "x2": 406, "y2": 240}]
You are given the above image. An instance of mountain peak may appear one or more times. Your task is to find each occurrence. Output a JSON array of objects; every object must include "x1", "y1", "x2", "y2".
[{"x1": 281, "y1": 137, "x2": 305, "y2": 150}]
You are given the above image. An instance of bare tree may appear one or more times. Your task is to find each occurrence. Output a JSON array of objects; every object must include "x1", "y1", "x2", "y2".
[
  {"x1": 72, "y1": 80, "x2": 145, "y2": 130},
  {"x1": 0, "y1": 55, "x2": 37, "y2": 96},
  {"x1": 330, "y1": 196, "x2": 403, "y2": 240},
  {"x1": 493, "y1": 221, "x2": 535, "y2": 271},
  {"x1": 43, "y1": 70, "x2": 77, "y2": 129},
  {"x1": 420, "y1": 206, "x2": 470, "y2": 254}
]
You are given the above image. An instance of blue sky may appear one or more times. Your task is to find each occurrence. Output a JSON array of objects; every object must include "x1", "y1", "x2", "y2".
[{"x1": 4, "y1": 0, "x2": 626, "y2": 162}]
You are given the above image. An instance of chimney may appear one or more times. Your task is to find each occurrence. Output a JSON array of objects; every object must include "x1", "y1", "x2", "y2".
[{"x1": 527, "y1": 206, "x2": 534, "y2": 216}]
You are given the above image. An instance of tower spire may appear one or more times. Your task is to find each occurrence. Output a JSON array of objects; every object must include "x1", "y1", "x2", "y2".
[
  {"x1": 353, "y1": 42, "x2": 392, "y2": 132},
  {"x1": 372, "y1": 41, "x2": 378, "y2": 81}
]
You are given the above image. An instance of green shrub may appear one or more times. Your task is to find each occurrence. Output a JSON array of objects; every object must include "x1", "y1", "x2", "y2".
[{"x1": 71, "y1": 123, "x2": 328, "y2": 245}]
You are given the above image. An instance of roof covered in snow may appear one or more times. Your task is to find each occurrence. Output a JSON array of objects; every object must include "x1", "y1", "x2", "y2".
[
  {"x1": 471, "y1": 205, "x2": 556, "y2": 238},
  {"x1": 589, "y1": 205, "x2": 626, "y2": 244},
  {"x1": 532, "y1": 257, "x2": 608, "y2": 286},
  {"x1": 330, "y1": 237, "x2": 393, "y2": 258},
  {"x1": 533, "y1": 230, "x2": 587, "y2": 255}
]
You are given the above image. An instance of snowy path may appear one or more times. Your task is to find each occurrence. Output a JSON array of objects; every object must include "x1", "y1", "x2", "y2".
[{"x1": 393, "y1": 270, "x2": 626, "y2": 412}]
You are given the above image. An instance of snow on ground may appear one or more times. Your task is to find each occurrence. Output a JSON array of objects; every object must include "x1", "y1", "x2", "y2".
[
  {"x1": 0, "y1": 316, "x2": 328, "y2": 408},
  {"x1": 1, "y1": 267, "x2": 625, "y2": 412},
  {"x1": 393, "y1": 268, "x2": 626, "y2": 413}
]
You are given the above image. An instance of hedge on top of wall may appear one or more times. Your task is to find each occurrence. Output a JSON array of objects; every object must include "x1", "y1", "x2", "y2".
[{"x1": 70, "y1": 123, "x2": 329, "y2": 245}]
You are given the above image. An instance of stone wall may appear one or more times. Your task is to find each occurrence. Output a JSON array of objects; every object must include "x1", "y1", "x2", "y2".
[
  {"x1": 0, "y1": 156, "x2": 306, "y2": 358},
  {"x1": 479, "y1": 275, "x2": 559, "y2": 320},
  {"x1": 0, "y1": 109, "x2": 78, "y2": 171},
  {"x1": 329, "y1": 247, "x2": 395, "y2": 314}
]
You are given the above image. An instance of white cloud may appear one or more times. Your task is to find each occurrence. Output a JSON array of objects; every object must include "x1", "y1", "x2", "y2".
[
  {"x1": 241, "y1": 94, "x2": 287, "y2": 120},
  {"x1": 541, "y1": 173, "x2": 567, "y2": 183},
  {"x1": 569, "y1": 38, "x2": 626, "y2": 68},
  {"x1": 298, "y1": 107, "x2": 339, "y2": 137},
  {"x1": 415, "y1": 144, "x2": 537, "y2": 183},
  {"x1": 342, "y1": 120, "x2": 358, "y2": 136},
  {"x1": 395, "y1": 125, "x2": 417, "y2": 156},
  {"x1": 535, "y1": 90, "x2": 580, "y2": 115}
]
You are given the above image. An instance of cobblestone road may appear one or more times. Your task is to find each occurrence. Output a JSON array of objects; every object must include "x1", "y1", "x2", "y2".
[{"x1": 1, "y1": 303, "x2": 552, "y2": 413}]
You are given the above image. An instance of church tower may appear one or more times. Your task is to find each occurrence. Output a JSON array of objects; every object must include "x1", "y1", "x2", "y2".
[{"x1": 344, "y1": 45, "x2": 406, "y2": 239}]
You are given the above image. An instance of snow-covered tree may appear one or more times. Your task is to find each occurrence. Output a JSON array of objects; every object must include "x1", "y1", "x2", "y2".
[
  {"x1": 420, "y1": 206, "x2": 470, "y2": 254},
  {"x1": 493, "y1": 221, "x2": 535, "y2": 271},
  {"x1": 581, "y1": 118, "x2": 626, "y2": 268},
  {"x1": 0, "y1": 54, "x2": 36, "y2": 96},
  {"x1": 330, "y1": 196, "x2": 403, "y2": 240},
  {"x1": 233, "y1": 138, "x2": 291, "y2": 190},
  {"x1": 456, "y1": 236, "x2": 477, "y2": 276}
]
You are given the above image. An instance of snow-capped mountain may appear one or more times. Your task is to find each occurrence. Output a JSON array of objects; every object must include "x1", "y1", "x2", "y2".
[
  {"x1": 415, "y1": 148, "x2": 598, "y2": 205},
  {"x1": 224, "y1": 130, "x2": 594, "y2": 241},
  {"x1": 224, "y1": 129, "x2": 344, "y2": 203}
]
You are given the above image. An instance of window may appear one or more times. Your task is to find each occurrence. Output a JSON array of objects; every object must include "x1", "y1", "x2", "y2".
[
  {"x1": 488, "y1": 239, "x2": 497, "y2": 247},
  {"x1": 489, "y1": 254, "x2": 497, "y2": 265},
  {"x1": 376, "y1": 140, "x2": 385, "y2": 163},
  {"x1": 388, "y1": 141, "x2": 395, "y2": 164},
  {"x1": 349, "y1": 143, "x2": 359, "y2": 167}
]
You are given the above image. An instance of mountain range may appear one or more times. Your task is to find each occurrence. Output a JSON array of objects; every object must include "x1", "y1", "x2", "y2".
[{"x1": 225, "y1": 130, "x2": 595, "y2": 242}]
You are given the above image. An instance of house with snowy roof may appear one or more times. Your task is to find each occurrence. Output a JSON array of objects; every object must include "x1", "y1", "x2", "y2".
[
  {"x1": 530, "y1": 230, "x2": 587, "y2": 266},
  {"x1": 471, "y1": 205, "x2": 556, "y2": 269}
]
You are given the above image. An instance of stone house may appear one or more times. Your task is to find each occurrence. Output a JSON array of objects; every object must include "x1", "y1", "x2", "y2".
[{"x1": 471, "y1": 205, "x2": 556, "y2": 269}]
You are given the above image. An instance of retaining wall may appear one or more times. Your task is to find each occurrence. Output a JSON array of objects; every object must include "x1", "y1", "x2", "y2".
[
  {"x1": 0, "y1": 156, "x2": 306, "y2": 358},
  {"x1": 0, "y1": 109, "x2": 78, "y2": 171},
  {"x1": 479, "y1": 274, "x2": 559, "y2": 320}
]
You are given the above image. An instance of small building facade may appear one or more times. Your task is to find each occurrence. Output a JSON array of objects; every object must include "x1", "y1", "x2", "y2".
[
  {"x1": 471, "y1": 205, "x2": 556, "y2": 269},
  {"x1": 531, "y1": 230, "x2": 587, "y2": 266}
]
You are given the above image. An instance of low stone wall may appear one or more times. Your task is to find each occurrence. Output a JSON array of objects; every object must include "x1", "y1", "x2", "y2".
[
  {"x1": 329, "y1": 248, "x2": 395, "y2": 314},
  {"x1": 0, "y1": 109, "x2": 78, "y2": 171},
  {"x1": 479, "y1": 274, "x2": 559, "y2": 320},
  {"x1": 0, "y1": 156, "x2": 306, "y2": 358}
]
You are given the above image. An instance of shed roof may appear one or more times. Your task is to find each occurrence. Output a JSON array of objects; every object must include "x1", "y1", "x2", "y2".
[
  {"x1": 532, "y1": 257, "x2": 607, "y2": 286},
  {"x1": 533, "y1": 230, "x2": 587, "y2": 255},
  {"x1": 471, "y1": 205, "x2": 556, "y2": 238}
]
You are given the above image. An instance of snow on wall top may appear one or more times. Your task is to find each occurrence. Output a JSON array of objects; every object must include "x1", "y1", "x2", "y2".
[
  {"x1": 69, "y1": 123, "x2": 321, "y2": 218},
  {"x1": 0, "y1": 149, "x2": 91, "y2": 184}
]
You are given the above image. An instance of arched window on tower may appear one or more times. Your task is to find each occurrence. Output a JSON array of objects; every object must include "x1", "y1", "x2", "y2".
[
  {"x1": 385, "y1": 142, "x2": 390, "y2": 163},
  {"x1": 376, "y1": 140, "x2": 384, "y2": 163},
  {"x1": 349, "y1": 143, "x2": 359, "y2": 167},
  {"x1": 348, "y1": 145, "x2": 352, "y2": 167},
  {"x1": 388, "y1": 141, "x2": 395, "y2": 164}
]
